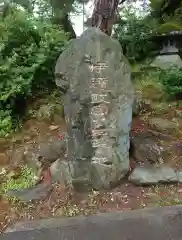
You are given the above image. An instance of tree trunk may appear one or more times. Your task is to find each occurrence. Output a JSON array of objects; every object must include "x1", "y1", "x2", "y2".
[
  {"x1": 52, "y1": 13, "x2": 76, "y2": 39},
  {"x1": 91, "y1": 0, "x2": 120, "y2": 36}
]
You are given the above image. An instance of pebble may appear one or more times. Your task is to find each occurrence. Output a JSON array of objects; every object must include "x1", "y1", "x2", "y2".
[{"x1": 49, "y1": 125, "x2": 59, "y2": 131}]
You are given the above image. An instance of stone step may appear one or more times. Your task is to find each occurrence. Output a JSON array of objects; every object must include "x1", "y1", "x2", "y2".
[{"x1": 3, "y1": 205, "x2": 182, "y2": 240}]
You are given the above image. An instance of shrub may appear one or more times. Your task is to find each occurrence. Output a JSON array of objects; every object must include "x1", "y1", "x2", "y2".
[
  {"x1": 159, "y1": 67, "x2": 182, "y2": 99},
  {"x1": 114, "y1": 13, "x2": 158, "y2": 63},
  {"x1": 0, "y1": 10, "x2": 68, "y2": 136},
  {"x1": 134, "y1": 70, "x2": 165, "y2": 101}
]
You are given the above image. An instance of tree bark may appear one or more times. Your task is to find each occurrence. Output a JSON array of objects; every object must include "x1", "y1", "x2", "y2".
[
  {"x1": 91, "y1": 0, "x2": 120, "y2": 36},
  {"x1": 52, "y1": 13, "x2": 76, "y2": 39}
]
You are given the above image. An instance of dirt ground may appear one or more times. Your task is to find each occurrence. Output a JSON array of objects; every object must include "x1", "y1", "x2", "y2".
[{"x1": 1, "y1": 102, "x2": 182, "y2": 233}]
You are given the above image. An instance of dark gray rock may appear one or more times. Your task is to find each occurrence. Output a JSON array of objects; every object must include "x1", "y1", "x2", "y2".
[
  {"x1": 55, "y1": 27, "x2": 134, "y2": 190},
  {"x1": 6, "y1": 182, "x2": 52, "y2": 202},
  {"x1": 131, "y1": 132, "x2": 171, "y2": 165},
  {"x1": 129, "y1": 165, "x2": 177, "y2": 185},
  {"x1": 23, "y1": 137, "x2": 66, "y2": 170},
  {"x1": 38, "y1": 139, "x2": 66, "y2": 167},
  {"x1": 3, "y1": 205, "x2": 182, "y2": 240},
  {"x1": 50, "y1": 159, "x2": 72, "y2": 185}
]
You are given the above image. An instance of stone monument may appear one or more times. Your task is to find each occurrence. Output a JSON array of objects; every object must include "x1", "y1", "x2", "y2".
[
  {"x1": 151, "y1": 31, "x2": 182, "y2": 69},
  {"x1": 55, "y1": 27, "x2": 134, "y2": 190}
]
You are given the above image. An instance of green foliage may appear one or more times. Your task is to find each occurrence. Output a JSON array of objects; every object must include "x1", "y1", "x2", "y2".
[
  {"x1": 150, "y1": 0, "x2": 182, "y2": 16},
  {"x1": 28, "y1": 90, "x2": 64, "y2": 120},
  {"x1": 115, "y1": 0, "x2": 182, "y2": 63},
  {"x1": 0, "y1": 110, "x2": 12, "y2": 137},
  {"x1": 0, "y1": 10, "x2": 67, "y2": 137},
  {"x1": 1, "y1": 165, "x2": 36, "y2": 202},
  {"x1": 155, "y1": 22, "x2": 182, "y2": 33},
  {"x1": 174, "y1": 7, "x2": 182, "y2": 22},
  {"x1": 148, "y1": 0, "x2": 182, "y2": 40},
  {"x1": 114, "y1": 13, "x2": 158, "y2": 62},
  {"x1": 134, "y1": 69, "x2": 166, "y2": 101},
  {"x1": 150, "y1": 0, "x2": 165, "y2": 10},
  {"x1": 149, "y1": 0, "x2": 182, "y2": 29},
  {"x1": 159, "y1": 67, "x2": 182, "y2": 99}
]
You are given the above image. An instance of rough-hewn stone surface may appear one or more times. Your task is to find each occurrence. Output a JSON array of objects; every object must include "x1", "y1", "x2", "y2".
[
  {"x1": 151, "y1": 54, "x2": 182, "y2": 69},
  {"x1": 3, "y1": 206, "x2": 182, "y2": 240},
  {"x1": 6, "y1": 183, "x2": 52, "y2": 202},
  {"x1": 50, "y1": 159, "x2": 72, "y2": 185},
  {"x1": 55, "y1": 27, "x2": 134, "y2": 190},
  {"x1": 129, "y1": 165, "x2": 178, "y2": 185},
  {"x1": 9, "y1": 137, "x2": 66, "y2": 172},
  {"x1": 130, "y1": 132, "x2": 173, "y2": 165},
  {"x1": 177, "y1": 171, "x2": 182, "y2": 183}
]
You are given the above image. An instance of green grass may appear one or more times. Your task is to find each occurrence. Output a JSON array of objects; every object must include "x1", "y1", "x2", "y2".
[
  {"x1": 1, "y1": 165, "x2": 36, "y2": 194},
  {"x1": 135, "y1": 74, "x2": 165, "y2": 100},
  {"x1": 27, "y1": 90, "x2": 64, "y2": 121}
]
